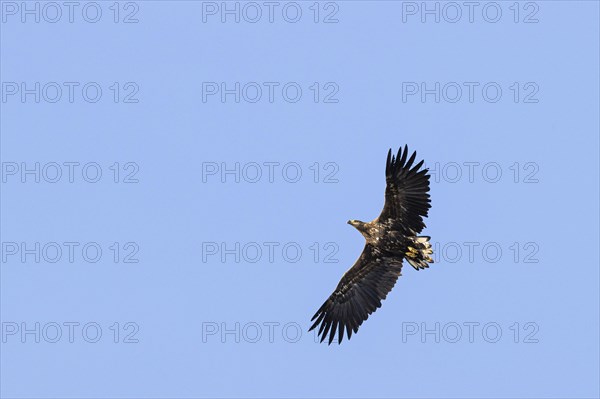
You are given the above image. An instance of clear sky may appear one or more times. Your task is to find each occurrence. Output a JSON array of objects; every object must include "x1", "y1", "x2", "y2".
[{"x1": 1, "y1": 1, "x2": 599, "y2": 398}]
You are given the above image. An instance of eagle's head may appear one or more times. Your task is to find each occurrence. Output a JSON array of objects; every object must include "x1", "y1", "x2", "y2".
[{"x1": 348, "y1": 219, "x2": 370, "y2": 237}]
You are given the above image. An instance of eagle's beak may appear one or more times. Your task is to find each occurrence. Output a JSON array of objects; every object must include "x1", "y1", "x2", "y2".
[{"x1": 347, "y1": 220, "x2": 356, "y2": 226}]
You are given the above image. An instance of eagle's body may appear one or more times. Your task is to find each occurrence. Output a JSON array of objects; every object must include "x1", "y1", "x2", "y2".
[{"x1": 309, "y1": 146, "x2": 433, "y2": 344}]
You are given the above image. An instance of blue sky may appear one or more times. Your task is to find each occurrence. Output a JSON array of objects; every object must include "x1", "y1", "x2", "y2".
[{"x1": 1, "y1": 1, "x2": 599, "y2": 398}]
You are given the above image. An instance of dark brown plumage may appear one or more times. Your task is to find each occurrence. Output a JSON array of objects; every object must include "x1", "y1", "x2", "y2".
[{"x1": 309, "y1": 145, "x2": 433, "y2": 344}]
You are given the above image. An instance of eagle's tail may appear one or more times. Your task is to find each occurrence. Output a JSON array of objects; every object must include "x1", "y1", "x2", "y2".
[{"x1": 405, "y1": 236, "x2": 434, "y2": 270}]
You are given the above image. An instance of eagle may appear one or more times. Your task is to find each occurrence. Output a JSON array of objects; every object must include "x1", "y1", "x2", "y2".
[{"x1": 309, "y1": 145, "x2": 433, "y2": 344}]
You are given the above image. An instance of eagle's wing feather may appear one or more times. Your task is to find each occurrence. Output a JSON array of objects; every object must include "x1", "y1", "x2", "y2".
[
  {"x1": 379, "y1": 145, "x2": 431, "y2": 234},
  {"x1": 308, "y1": 245, "x2": 403, "y2": 345}
]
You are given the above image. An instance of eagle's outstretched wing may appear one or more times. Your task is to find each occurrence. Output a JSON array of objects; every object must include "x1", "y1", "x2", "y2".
[
  {"x1": 378, "y1": 145, "x2": 431, "y2": 235},
  {"x1": 309, "y1": 244, "x2": 403, "y2": 345}
]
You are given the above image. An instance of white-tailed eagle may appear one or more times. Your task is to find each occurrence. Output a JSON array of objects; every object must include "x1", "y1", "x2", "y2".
[{"x1": 309, "y1": 146, "x2": 433, "y2": 344}]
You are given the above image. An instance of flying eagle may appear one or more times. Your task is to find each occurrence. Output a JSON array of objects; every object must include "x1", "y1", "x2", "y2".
[{"x1": 309, "y1": 146, "x2": 433, "y2": 344}]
